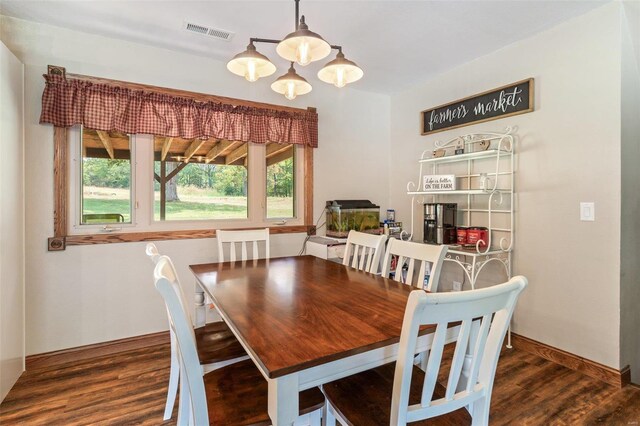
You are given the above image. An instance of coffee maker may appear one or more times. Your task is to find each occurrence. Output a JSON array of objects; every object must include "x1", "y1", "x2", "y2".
[{"x1": 424, "y1": 203, "x2": 457, "y2": 245}]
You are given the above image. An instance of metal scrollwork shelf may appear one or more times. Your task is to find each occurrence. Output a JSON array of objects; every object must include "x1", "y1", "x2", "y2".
[
  {"x1": 403, "y1": 127, "x2": 516, "y2": 344},
  {"x1": 444, "y1": 249, "x2": 511, "y2": 290}
]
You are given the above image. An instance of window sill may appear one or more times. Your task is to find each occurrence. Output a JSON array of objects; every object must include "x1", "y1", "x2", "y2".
[
  {"x1": 58, "y1": 225, "x2": 310, "y2": 246},
  {"x1": 48, "y1": 225, "x2": 314, "y2": 249}
]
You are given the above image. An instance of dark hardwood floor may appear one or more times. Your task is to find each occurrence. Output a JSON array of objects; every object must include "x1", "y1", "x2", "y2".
[{"x1": 1, "y1": 342, "x2": 638, "y2": 425}]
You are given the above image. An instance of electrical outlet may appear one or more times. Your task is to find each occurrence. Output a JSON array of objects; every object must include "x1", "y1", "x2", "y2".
[{"x1": 453, "y1": 281, "x2": 462, "y2": 292}]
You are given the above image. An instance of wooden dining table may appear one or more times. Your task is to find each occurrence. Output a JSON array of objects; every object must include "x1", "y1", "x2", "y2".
[{"x1": 190, "y1": 255, "x2": 461, "y2": 425}]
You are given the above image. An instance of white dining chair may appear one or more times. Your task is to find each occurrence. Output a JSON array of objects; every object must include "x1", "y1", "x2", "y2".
[
  {"x1": 216, "y1": 228, "x2": 270, "y2": 262},
  {"x1": 146, "y1": 244, "x2": 248, "y2": 421},
  {"x1": 342, "y1": 230, "x2": 387, "y2": 274},
  {"x1": 145, "y1": 242, "x2": 161, "y2": 264},
  {"x1": 153, "y1": 256, "x2": 325, "y2": 426},
  {"x1": 322, "y1": 276, "x2": 528, "y2": 426},
  {"x1": 208, "y1": 228, "x2": 271, "y2": 322},
  {"x1": 381, "y1": 238, "x2": 448, "y2": 292}
]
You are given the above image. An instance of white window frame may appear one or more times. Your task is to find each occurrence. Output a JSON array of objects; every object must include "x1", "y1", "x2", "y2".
[
  {"x1": 265, "y1": 144, "x2": 297, "y2": 222},
  {"x1": 69, "y1": 126, "x2": 137, "y2": 233}
]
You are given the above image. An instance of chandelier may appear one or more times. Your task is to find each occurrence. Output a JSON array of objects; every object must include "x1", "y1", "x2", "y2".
[{"x1": 226, "y1": 0, "x2": 363, "y2": 100}]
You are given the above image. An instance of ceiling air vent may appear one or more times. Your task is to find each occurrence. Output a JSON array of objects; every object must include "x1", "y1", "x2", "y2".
[{"x1": 183, "y1": 21, "x2": 234, "y2": 41}]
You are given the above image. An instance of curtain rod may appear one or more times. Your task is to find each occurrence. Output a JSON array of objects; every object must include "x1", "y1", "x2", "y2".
[{"x1": 46, "y1": 65, "x2": 317, "y2": 115}]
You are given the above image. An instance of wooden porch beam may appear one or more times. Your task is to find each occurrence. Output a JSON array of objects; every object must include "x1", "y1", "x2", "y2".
[
  {"x1": 266, "y1": 148, "x2": 294, "y2": 167},
  {"x1": 266, "y1": 143, "x2": 292, "y2": 157},
  {"x1": 161, "y1": 137, "x2": 173, "y2": 161},
  {"x1": 205, "y1": 140, "x2": 234, "y2": 163},
  {"x1": 166, "y1": 162, "x2": 188, "y2": 182},
  {"x1": 225, "y1": 143, "x2": 248, "y2": 165},
  {"x1": 183, "y1": 139, "x2": 205, "y2": 163},
  {"x1": 96, "y1": 130, "x2": 115, "y2": 160},
  {"x1": 160, "y1": 161, "x2": 166, "y2": 220}
]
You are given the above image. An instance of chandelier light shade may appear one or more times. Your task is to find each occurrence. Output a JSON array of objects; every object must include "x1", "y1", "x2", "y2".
[
  {"x1": 226, "y1": 43, "x2": 276, "y2": 82},
  {"x1": 317, "y1": 50, "x2": 364, "y2": 88},
  {"x1": 276, "y1": 16, "x2": 331, "y2": 66},
  {"x1": 270, "y1": 64, "x2": 312, "y2": 100},
  {"x1": 227, "y1": 0, "x2": 362, "y2": 100}
]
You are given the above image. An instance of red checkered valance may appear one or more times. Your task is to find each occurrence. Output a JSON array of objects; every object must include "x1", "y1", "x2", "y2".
[{"x1": 39, "y1": 74, "x2": 318, "y2": 148}]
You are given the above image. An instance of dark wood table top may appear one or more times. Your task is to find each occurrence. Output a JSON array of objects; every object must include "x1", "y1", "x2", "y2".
[{"x1": 190, "y1": 255, "x2": 434, "y2": 379}]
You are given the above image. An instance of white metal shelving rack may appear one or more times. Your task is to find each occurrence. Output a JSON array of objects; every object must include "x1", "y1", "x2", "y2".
[
  {"x1": 403, "y1": 128, "x2": 516, "y2": 345},
  {"x1": 403, "y1": 127, "x2": 515, "y2": 293}
]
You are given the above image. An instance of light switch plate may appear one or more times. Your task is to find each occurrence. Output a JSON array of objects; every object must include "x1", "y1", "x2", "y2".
[{"x1": 580, "y1": 202, "x2": 595, "y2": 221}]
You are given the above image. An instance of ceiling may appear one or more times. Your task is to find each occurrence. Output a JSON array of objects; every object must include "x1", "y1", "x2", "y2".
[{"x1": 0, "y1": 0, "x2": 608, "y2": 94}]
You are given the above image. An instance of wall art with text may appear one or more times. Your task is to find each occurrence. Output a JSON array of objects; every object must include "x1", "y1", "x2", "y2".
[{"x1": 421, "y1": 79, "x2": 534, "y2": 135}]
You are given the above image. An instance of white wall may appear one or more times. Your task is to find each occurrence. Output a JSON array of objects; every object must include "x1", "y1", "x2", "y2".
[
  {"x1": 389, "y1": 3, "x2": 623, "y2": 369},
  {"x1": 0, "y1": 16, "x2": 390, "y2": 355},
  {"x1": 620, "y1": 1, "x2": 640, "y2": 383},
  {"x1": 0, "y1": 41, "x2": 25, "y2": 401}
]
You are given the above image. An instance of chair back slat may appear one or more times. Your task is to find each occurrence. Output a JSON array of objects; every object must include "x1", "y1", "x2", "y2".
[
  {"x1": 390, "y1": 276, "x2": 528, "y2": 425},
  {"x1": 406, "y1": 258, "x2": 416, "y2": 285},
  {"x1": 381, "y1": 238, "x2": 447, "y2": 291},
  {"x1": 368, "y1": 247, "x2": 375, "y2": 270},
  {"x1": 419, "y1": 323, "x2": 447, "y2": 407},
  {"x1": 229, "y1": 242, "x2": 237, "y2": 262},
  {"x1": 154, "y1": 265, "x2": 208, "y2": 425},
  {"x1": 241, "y1": 241, "x2": 248, "y2": 261},
  {"x1": 417, "y1": 261, "x2": 427, "y2": 290},
  {"x1": 216, "y1": 228, "x2": 270, "y2": 262},
  {"x1": 393, "y1": 255, "x2": 405, "y2": 283},
  {"x1": 444, "y1": 319, "x2": 472, "y2": 400},
  {"x1": 350, "y1": 245, "x2": 360, "y2": 269},
  {"x1": 342, "y1": 231, "x2": 387, "y2": 274},
  {"x1": 358, "y1": 247, "x2": 367, "y2": 270},
  {"x1": 467, "y1": 314, "x2": 493, "y2": 393}
]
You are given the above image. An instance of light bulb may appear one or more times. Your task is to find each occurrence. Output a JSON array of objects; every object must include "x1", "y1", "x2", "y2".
[
  {"x1": 334, "y1": 67, "x2": 346, "y2": 88},
  {"x1": 296, "y1": 40, "x2": 312, "y2": 66},
  {"x1": 285, "y1": 81, "x2": 297, "y2": 100},
  {"x1": 245, "y1": 60, "x2": 257, "y2": 82}
]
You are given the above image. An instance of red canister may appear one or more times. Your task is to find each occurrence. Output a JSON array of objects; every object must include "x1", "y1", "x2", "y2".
[
  {"x1": 467, "y1": 227, "x2": 488, "y2": 248},
  {"x1": 457, "y1": 227, "x2": 468, "y2": 244}
]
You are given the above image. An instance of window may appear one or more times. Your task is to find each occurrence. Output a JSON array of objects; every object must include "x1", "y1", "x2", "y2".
[
  {"x1": 79, "y1": 128, "x2": 133, "y2": 225},
  {"x1": 68, "y1": 128, "x2": 307, "y2": 235},
  {"x1": 266, "y1": 144, "x2": 295, "y2": 219},
  {"x1": 153, "y1": 138, "x2": 249, "y2": 221}
]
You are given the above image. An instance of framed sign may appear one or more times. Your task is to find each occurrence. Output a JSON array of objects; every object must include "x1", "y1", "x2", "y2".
[
  {"x1": 421, "y1": 78, "x2": 534, "y2": 135},
  {"x1": 423, "y1": 175, "x2": 456, "y2": 191}
]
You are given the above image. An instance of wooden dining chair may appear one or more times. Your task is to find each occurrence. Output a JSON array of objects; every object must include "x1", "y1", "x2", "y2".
[
  {"x1": 146, "y1": 244, "x2": 248, "y2": 421},
  {"x1": 381, "y1": 238, "x2": 448, "y2": 292},
  {"x1": 153, "y1": 256, "x2": 325, "y2": 426},
  {"x1": 322, "y1": 276, "x2": 528, "y2": 426},
  {"x1": 216, "y1": 228, "x2": 270, "y2": 262},
  {"x1": 342, "y1": 230, "x2": 387, "y2": 274}
]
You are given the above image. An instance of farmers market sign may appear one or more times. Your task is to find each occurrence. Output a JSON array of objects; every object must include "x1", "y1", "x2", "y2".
[{"x1": 421, "y1": 78, "x2": 534, "y2": 135}]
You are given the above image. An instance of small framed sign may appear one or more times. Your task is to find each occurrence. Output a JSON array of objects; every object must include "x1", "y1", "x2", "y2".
[{"x1": 423, "y1": 175, "x2": 456, "y2": 191}]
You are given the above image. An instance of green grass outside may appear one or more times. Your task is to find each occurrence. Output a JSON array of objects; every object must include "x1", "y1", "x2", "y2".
[
  {"x1": 82, "y1": 198, "x2": 132, "y2": 222},
  {"x1": 153, "y1": 199, "x2": 248, "y2": 220},
  {"x1": 82, "y1": 189, "x2": 293, "y2": 222}
]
